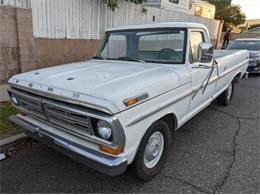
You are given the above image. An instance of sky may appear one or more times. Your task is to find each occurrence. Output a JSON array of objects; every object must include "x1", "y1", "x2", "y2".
[{"x1": 232, "y1": 0, "x2": 260, "y2": 20}]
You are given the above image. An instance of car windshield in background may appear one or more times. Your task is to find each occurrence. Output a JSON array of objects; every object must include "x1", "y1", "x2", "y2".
[
  {"x1": 95, "y1": 29, "x2": 187, "y2": 64},
  {"x1": 227, "y1": 41, "x2": 260, "y2": 51}
]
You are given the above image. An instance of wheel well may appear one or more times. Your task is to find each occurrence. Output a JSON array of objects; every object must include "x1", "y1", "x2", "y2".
[
  {"x1": 233, "y1": 72, "x2": 241, "y2": 83},
  {"x1": 159, "y1": 113, "x2": 178, "y2": 131},
  {"x1": 131, "y1": 113, "x2": 178, "y2": 163}
]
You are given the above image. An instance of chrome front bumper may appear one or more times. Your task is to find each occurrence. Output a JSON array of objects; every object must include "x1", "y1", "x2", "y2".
[{"x1": 9, "y1": 115, "x2": 128, "y2": 176}]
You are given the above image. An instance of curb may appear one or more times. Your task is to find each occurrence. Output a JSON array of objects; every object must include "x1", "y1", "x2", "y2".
[
  {"x1": 0, "y1": 133, "x2": 27, "y2": 151},
  {"x1": 0, "y1": 84, "x2": 10, "y2": 102}
]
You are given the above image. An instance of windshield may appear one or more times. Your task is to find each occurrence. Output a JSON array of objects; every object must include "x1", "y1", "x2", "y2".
[
  {"x1": 227, "y1": 41, "x2": 260, "y2": 51},
  {"x1": 95, "y1": 28, "x2": 187, "y2": 64}
]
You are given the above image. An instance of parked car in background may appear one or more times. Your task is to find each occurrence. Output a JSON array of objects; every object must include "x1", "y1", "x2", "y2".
[
  {"x1": 226, "y1": 38, "x2": 260, "y2": 74},
  {"x1": 8, "y1": 22, "x2": 249, "y2": 181}
]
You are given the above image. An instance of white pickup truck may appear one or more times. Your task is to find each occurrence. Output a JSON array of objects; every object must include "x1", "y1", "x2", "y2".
[{"x1": 8, "y1": 22, "x2": 249, "y2": 181}]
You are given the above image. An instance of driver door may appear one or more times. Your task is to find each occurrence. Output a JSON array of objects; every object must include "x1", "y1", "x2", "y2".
[{"x1": 188, "y1": 30, "x2": 217, "y2": 115}]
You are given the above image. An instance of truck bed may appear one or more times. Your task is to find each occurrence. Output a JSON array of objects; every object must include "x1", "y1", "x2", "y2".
[
  {"x1": 213, "y1": 50, "x2": 241, "y2": 59},
  {"x1": 213, "y1": 49, "x2": 248, "y2": 79}
]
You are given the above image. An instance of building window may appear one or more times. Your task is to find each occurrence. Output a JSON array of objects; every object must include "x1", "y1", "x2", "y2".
[
  {"x1": 195, "y1": 5, "x2": 203, "y2": 16},
  {"x1": 169, "y1": 0, "x2": 179, "y2": 4}
]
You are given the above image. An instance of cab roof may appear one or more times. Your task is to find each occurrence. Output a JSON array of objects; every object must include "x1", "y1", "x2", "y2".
[{"x1": 106, "y1": 22, "x2": 207, "y2": 32}]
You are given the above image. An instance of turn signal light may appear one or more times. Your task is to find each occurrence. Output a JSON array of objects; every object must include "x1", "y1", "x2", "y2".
[
  {"x1": 123, "y1": 93, "x2": 149, "y2": 107},
  {"x1": 125, "y1": 98, "x2": 138, "y2": 107},
  {"x1": 19, "y1": 112, "x2": 27, "y2": 116},
  {"x1": 100, "y1": 145, "x2": 124, "y2": 155}
]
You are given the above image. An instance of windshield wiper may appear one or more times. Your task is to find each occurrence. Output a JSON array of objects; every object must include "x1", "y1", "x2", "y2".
[
  {"x1": 92, "y1": 56, "x2": 105, "y2": 60},
  {"x1": 117, "y1": 56, "x2": 146, "y2": 64}
]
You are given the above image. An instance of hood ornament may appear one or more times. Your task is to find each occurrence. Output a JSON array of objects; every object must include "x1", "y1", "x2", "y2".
[
  {"x1": 47, "y1": 87, "x2": 54, "y2": 92},
  {"x1": 67, "y1": 77, "x2": 74, "y2": 81},
  {"x1": 72, "y1": 93, "x2": 80, "y2": 98}
]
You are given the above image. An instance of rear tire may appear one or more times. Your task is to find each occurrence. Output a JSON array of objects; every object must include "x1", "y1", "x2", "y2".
[
  {"x1": 217, "y1": 81, "x2": 234, "y2": 106},
  {"x1": 130, "y1": 120, "x2": 171, "y2": 181}
]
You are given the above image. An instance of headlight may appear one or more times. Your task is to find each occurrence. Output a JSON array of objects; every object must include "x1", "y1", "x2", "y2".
[
  {"x1": 10, "y1": 93, "x2": 19, "y2": 105},
  {"x1": 97, "y1": 120, "x2": 112, "y2": 140}
]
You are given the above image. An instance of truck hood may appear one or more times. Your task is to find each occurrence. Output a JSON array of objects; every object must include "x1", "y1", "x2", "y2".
[{"x1": 9, "y1": 60, "x2": 189, "y2": 114}]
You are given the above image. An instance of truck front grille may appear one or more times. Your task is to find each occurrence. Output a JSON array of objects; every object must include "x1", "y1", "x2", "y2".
[
  {"x1": 15, "y1": 93, "x2": 45, "y2": 119},
  {"x1": 44, "y1": 102, "x2": 93, "y2": 136},
  {"x1": 11, "y1": 89, "x2": 94, "y2": 136}
]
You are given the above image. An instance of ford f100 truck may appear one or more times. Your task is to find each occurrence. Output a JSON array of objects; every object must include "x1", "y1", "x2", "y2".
[{"x1": 8, "y1": 22, "x2": 249, "y2": 181}]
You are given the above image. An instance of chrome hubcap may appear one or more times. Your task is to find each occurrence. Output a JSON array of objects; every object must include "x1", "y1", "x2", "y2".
[
  {"x1": 227, "y1": 83, "x2": 233, "y2": 100},
  {"x1": 144, "y1": 131, "x2": 164, "y2": 169}
]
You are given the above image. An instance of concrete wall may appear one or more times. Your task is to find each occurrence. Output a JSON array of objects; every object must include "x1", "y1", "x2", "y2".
[
  {"x1": 33, "y1": 39, "x2": 99, "y2": 71},
  {"x1": 0, "y1": 6, "x2": 99, "y2": 85},
  {"x1": 0, "y1": 6, "x2": 41, "y2": 84},
  {"x1": 0, "y1": 6, "x2": 20, "y2": 84},
  {"x1": 16, "y1": 8, "x2": 36, "y2": 73}
]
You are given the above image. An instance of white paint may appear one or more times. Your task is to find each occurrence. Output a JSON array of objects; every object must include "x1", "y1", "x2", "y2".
[
  {"x1": 9, "y1": 23, "x2": 249, "y2": 167},
  {"x1": 1, "y1": 0, "x2": 30, "y2": 8},
  {"x1": 1, "y1": 0, "x2": 220, "y2": 40},
  {"x1": 145, "y1": 0, "x2": 194, "y2": 15},
  {"x1": 31, "y1": 0, "x2": 103, "y2": 39},
  {"x1": 107, "y1": 22, "x2": 208, "y2": 31},
  {"x1": 30, "y1": 0, "x2": 220, "y2": 40}
]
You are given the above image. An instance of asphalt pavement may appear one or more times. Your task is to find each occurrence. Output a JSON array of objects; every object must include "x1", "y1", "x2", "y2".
[{"x1": 0, "y1": 76, "x2": 259, "y2": 193}]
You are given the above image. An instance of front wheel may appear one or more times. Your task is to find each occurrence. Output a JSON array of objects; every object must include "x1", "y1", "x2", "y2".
[
  {"x1": 130, "y1": 120, "x2": 171, "y2": 181},
  {"x1": 217, "y1": 82, "x2": 234, "y2": 106}
]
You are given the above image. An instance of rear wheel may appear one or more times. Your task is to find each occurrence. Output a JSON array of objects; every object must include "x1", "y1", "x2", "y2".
[
  {"x1": 217, "y1": 81, "x2": 234, "y2": 106},
  {"x1": 130, "y1": 120, "x2": 170, "y2": 181}
]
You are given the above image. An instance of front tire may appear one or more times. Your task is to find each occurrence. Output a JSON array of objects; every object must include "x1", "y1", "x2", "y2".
[
  {"x1": 130, "y1": 120, "x2": 171, "y2": 181},
  {"x1": 217, "y1": 81, "x2": 234, "y2": 106}
]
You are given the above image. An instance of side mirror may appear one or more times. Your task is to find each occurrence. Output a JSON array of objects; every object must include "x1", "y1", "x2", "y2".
[{"x1": 198, "y1": 42, "x2": 214, "y2": 63}]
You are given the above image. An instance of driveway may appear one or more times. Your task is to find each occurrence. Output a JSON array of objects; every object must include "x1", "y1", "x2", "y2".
[{"x1": 0, "y1": 76, "x2": 259, "y2": 193}]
